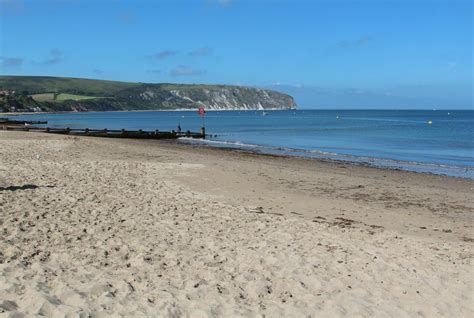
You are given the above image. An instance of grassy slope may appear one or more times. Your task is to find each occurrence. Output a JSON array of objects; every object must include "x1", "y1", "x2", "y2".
[
  {"x1": 0, "y1": 76, "x2": 139, "y2": 95},
  {"x1": 29, "y1": 93, "x2": 56, "y2": 102},
  {"x1": 0, "y1": 76, "x2": 247, "y2": 95},
  {"x1": 56, "y1": 94, "x2": 103, "y2": 101},
  {"x1": 31, "y1": 93, "x2": 101, "y2": 101}
]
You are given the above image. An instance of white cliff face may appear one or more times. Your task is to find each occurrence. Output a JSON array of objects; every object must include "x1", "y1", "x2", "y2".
[
  {"x1": 139, "y1": 91, "x2": 156, "y2": 100},
  {"x1": 165, "y1": 87, "x2": 297, "y2": 110},
  {"x1": 169, "y1": 90, "x2": 194, "y2": 103}
]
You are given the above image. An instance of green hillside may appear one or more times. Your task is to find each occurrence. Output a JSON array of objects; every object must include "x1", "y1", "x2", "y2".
[
  {"x1": 0, "y1": 76, "x2": 297, "y2": 112},
  {"x1": 0, "y1": 76, "x2": 139, "y2": 96}
]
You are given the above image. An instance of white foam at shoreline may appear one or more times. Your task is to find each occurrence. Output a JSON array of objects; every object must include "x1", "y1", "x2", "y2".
[{"x1": 179, "y1": 137, "x2": 474, "y2": 179}]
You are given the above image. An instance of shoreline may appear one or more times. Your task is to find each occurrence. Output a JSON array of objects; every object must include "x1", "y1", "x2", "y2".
[
  {"x1": 0, "y1": 108, "x2": 295, "y2": 117},
  {"x1": 2, "y1": 118, "x2": 472, "y2": 179},
  {"x1": 178, "y1": 138, "x2": 474, "y2": 180},
  {"x1": 167, "y1": 137, "x2": 474, "y2": 186},
  {"x1": 1, "y1": 131, "x2": 473, "y2": 316},
  {"x1": 3, "y1": 109, "x2": 473, "y2": 180}
]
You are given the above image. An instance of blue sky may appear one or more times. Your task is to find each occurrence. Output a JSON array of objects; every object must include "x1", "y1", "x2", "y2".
[{"x1": 0, "y1": 0, "x2": 472, "y2": 108}]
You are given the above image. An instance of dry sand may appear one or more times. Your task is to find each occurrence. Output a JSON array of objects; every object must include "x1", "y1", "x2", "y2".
[{"x1": 0, "y1": 131, "x2": 473, "y2": 317}]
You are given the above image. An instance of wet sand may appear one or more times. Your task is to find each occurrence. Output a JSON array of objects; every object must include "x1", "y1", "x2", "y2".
[{"x1": 0, "y1": 131, "x2": 473, "y2": 317}]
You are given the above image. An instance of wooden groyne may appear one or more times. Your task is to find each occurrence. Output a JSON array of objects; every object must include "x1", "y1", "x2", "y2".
[
  {"x1": 0, "y1": 118, "x2": 48, "y2": 125},
  {"x1": 1, "y1": 123, "x2": 205, "y2": 140}
]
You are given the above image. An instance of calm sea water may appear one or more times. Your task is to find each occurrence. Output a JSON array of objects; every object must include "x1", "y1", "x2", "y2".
[{"x1": 12, "y1": 110, "x2": 474, "y2": 178}]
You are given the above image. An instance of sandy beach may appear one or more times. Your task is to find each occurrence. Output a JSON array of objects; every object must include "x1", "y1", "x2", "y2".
[{"x1": 0, "y1": 131, "x2": 473, "y2": 317}]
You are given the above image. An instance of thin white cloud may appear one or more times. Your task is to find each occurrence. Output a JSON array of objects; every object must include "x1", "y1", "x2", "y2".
[
  {"x1": 35, "y1": 49, "x2": 64, "y2": 65},
  {"x1": 148, "y1": 50, "x2": 178, "y2": 60},
  {"x1": 0, "y1": 56, "x2": 24, "y2": 67},
  {"x1": 188, "y1": 47, "x2": 213, "y2": 57},
  {"x1": 170, "y1": 65, "x2": 206, "y2": 76}
]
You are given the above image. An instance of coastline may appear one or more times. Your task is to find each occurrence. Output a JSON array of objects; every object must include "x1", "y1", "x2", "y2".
[
  {"x1": 1, "y1": 131, "x2": 472, "y2": 316},
  {"x1": 0, "y1": 108, "x2": 293, "y2": 117},
  {"x1": 179, "y1": 137, "x2": 474, "y2": 180},
  {"x1": 4, "y1": 109, "x2": 473, "y2": 180}
]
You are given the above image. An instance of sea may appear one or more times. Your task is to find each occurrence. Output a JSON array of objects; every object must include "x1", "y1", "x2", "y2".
[{"x1": 11, "y1": 109, "x2": 474, "y2": 179}]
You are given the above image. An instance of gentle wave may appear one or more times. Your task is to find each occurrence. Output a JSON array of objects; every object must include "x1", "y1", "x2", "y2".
[{"x1": 179, "y1": 137, "x2": 474, "y2": 179}]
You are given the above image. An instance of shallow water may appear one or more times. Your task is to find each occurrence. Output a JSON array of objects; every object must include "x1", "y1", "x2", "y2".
[{"x1": 12, "y1": 109, "x2": 474, "y2": 178}]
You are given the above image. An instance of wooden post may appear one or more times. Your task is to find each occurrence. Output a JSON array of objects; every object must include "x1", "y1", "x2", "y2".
[
  {"x1": 85, "y1": 128, "x2": 89, "y2": 135},
  {"x1": 200, "y1": 127, "x2": 205, "y2": 138},
  {"x1": 66, "y1": 127, "x2": 70, "y2": 134}
]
